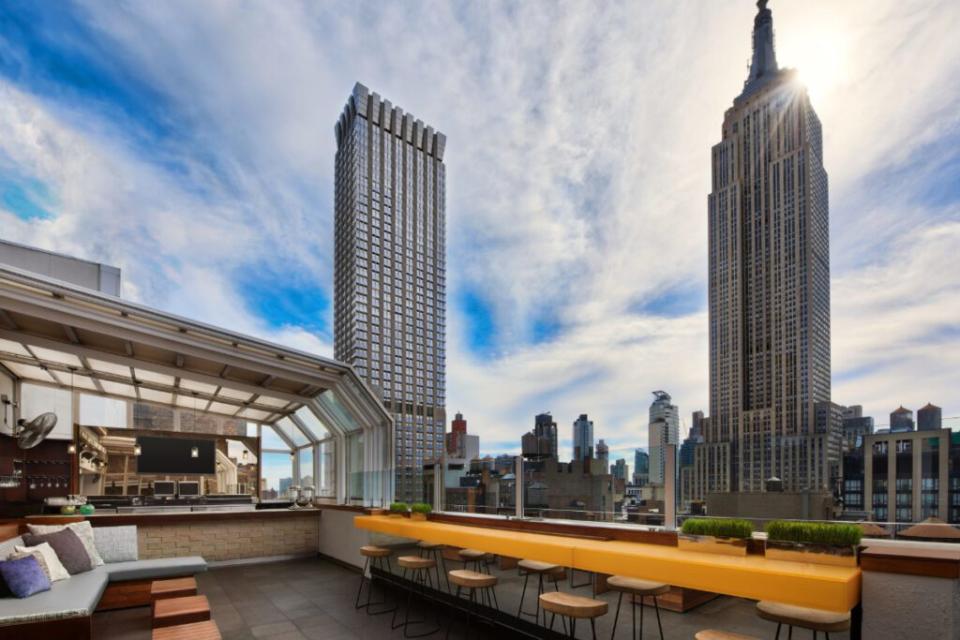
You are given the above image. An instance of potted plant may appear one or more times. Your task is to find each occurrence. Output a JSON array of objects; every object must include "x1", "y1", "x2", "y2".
[
  {"x1": 410, "y1": 502, "x2": 432, "y2": 521},
  {"x1": 388, "y1": 502, "x2": 409, "y2": 518},
  {"x1": 764, "y1": 521, "x2": 862, "y2": 567},
  {"x1": 679, "y1": 518, "x2": 753, "y2": 556}
]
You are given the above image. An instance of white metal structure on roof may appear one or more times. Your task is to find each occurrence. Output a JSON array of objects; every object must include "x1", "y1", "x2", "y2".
[{"x1": 0, "y1": 264, "x2": 393, "y2": 505}]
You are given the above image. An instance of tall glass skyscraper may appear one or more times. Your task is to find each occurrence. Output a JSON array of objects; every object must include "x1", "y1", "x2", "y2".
[
  {"x1": 334, "y1": 83, "x2": 447, "y2": 502},
  {"x1": 698, "y1": 1, "x2": 834, "y2": 495},
  {"x1": 572, "y1": 414, "x2": 594, "y2": 461},
  {"x1": 648, "y1": 391, "x2": 679, "y2": 485}
]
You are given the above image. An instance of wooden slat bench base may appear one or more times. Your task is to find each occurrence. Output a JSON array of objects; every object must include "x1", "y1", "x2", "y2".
[
  {"x1": 152, "y1": 594, "x2": 211, "y2": 629},
  {"x1": 151, "y1": 577, "x2": 198, "y2": 601},
  {"x1": 152, "y1": 620, "x2": 221, "y2": 640}
]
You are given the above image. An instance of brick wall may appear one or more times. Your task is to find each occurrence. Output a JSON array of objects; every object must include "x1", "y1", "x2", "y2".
[{"x1": 138, "y1": 515, "x2": 319, "y2": 561}]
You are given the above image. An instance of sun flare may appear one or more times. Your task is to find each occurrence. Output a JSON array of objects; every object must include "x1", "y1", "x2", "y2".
[{"x1": 779, "y1": 25, "x2": 850, "y2": 104}]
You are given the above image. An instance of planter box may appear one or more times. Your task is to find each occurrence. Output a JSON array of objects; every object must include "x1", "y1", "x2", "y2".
[
  {"x1": 410, "y1": 512, "x2": 428, "y2": 521},
  {"x1": 764, "y1": 540, "x2": 857, "y2": 567},
  {"x1": 388, "y1": 513, "x2": 406, "y2": 519},
  {"x1": 678, "y1": 534, "x2": 749, "y2": 557}
]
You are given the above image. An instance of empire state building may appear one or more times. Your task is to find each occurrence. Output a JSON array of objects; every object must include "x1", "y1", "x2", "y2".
[{"x1": 697, "y1": 1, "x2": 836, "y2": 496}]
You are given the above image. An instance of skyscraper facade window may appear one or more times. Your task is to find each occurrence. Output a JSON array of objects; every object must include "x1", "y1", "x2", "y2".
[
  {"x1": 334, "y1": 83, "x2": 447, "y2": 502},
  {"x1": 699, "y1": 1, "x2": 834, "y2": 495},
  {"x1": 648, "y1": 391, "x2": 679, "y2": 485},
  {"x1": 572, "y1": 414, "x2": 594, "y2": 461}
]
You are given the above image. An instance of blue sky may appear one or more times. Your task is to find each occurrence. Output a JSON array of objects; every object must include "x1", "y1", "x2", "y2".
[{"x1": 1, "y1": 1, "x2": 958, "y2": 462}]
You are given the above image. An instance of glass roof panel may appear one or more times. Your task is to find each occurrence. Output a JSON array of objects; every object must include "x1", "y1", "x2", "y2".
[
  {"x1": 2, "y1": 360, "x2": 55, "y2": 382},
  {"x1": 26, "y1": 345, "x2": 83, "y2": 368},
  {"x1": 295, "y1": 406, "x2": 331, "y2": 440},
  {"x1": 79, "y1": 394, "x2": 127, "y2": 428},
  {"x1": 276, "y1": 417, "x2": 309, "y2": 446},
  {"x1": 134, "y1": 368, "x2": 176, "y2": 386},
  {"x1": 99, "y1": 380, "x2": 138, "y2": 398},
  {"x1": 261, "y1": 424, "x2": 291, "y2": 451},
  {"x1": 0, "y1": 339, "x2": 31, "y2": 357},
  {"x1": 139, "y1": 388, "x2": 174, "y2": 404},
  {"x1": 256, "y1": 395, "x2": 290, "y2": 409},
  {"x1": 207, "y1": 401, "x2": 239, "y2": 416},
  {"x1": 179, "y1": 379, "x2": 219, "y2": 395},
  {"x1": 239, "y1": 407, "x2": 272, "y2": 421},
  {"x1": 51, "y1": 370, "x2": 98, "y2": 390},
  {"x1": 216, "y1": 386, "x2": 253, "y2": 402},
  {"x1": 317, "y1": 389, "x2": 360, "y2": 433},
  {"x1": 87, "y1": 358, "x2": 133, "y2": 377},
  {"x1": 175, "y1": 393, "x2": 204, "y2": 409}
]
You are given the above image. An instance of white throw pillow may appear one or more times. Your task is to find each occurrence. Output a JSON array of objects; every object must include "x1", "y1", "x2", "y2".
[
  {"x1": 27, "y1": 521, "x2": 105, "y2": 567},
  {"x1": 14, "y1": 542, "x2": 70, "y2": 582}
]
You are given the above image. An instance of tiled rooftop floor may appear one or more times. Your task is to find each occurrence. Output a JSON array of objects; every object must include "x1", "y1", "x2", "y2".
[{"x1": 95, "y1": 556, "x2": 852, "y2": 639}]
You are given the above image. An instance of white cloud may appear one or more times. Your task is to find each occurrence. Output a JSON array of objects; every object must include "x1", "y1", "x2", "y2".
[{"x1": 0, "y1": 0, "x2": 958, "y2": 458}]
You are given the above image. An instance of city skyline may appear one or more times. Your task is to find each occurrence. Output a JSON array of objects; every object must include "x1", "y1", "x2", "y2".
[{"x1": 0, "y1": 1, "x2": 958, "y2": 458}]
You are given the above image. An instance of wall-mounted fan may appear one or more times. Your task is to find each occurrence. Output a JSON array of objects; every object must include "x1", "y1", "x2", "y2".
[{"x1": 16, "y1": 413, "x2": 58, "y2": 449}]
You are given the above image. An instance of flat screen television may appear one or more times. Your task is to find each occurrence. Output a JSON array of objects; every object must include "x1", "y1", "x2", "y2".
[
  {"x1": 136, "y1": 437, "x2": 215, "y2": 474},
  {"x1": 177, "y1": 481, "x2": 200, "y2": 497},
  {"x1": 153, "y1": 481, "x2": 176, "y2": 497}
]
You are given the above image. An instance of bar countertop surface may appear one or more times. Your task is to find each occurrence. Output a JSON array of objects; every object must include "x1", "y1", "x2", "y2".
[{"x1": 355, "y1": 514, "x2": 861, "y2": 613}]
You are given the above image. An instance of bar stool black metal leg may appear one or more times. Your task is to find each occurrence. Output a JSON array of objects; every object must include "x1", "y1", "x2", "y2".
[
  {"x1": 517, "y1": 572, "x2": 530, "y2": 617},
  {"x1": 354, "y1": 557, "x2": 369, "y2": 609},
  {"x1": 776, "y1": 623, "x2": 782, "y2": 640},
  {"x1": 570, "y1": 617, "x2": 577, "y2": 640},
  {"x1": 591, "y1": 617, "x2": 597, "y2": 640},
  {"x1": 632, "y1": 593, "x2": 636, "y2": 640},
  {"x1": 653, "y1": 595, "x2": 663, "y2": 640},
  {"x1": 609, "y1": 592, "x2": 623, "y2": 640},
  {"x1": 490, "y1": 585, "x2": 500, "y2": 612},
  {"x1": 639, "y1": 594, "x2": 645, "y2": 639}
]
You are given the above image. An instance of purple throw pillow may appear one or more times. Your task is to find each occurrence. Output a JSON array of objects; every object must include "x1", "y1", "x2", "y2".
[
  {"x1": 0, "y1": 555, "x2": 51, "y2": 598},
  {"x1": 22, "y1": 528, "x2": 92, "y2": 575}
]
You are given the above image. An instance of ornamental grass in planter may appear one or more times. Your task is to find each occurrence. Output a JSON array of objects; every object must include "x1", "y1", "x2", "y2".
[
  {"x1": 764, "y1": 521, "x2": 862, "y2": 567},
  {"x1": 388, "y1": 502, "x2": 409, "y2": 518},
  {"x1": 410, "y1": 502, "x2": 432, "y2": 521},
  {"x1": 679, "y1": 518, "x2": 754, "y2": 556}
]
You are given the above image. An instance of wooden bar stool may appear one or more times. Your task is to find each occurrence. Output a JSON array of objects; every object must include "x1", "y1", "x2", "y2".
[
  {"x1": 695, "y1": 631, "x2": 761, "y2": 640},
  {"x1": 606, "y1": 576, "x2": 669, "y2": 640},
  {"x1": 540, "y1": 591, "x2": 608, "y2": 640},
  {"x1": 152, "y1": 620, "x2": 221, "y2": 640},
  {"x1": 355, "y1": 545, "x2": 395, "y2": 614},
  {"x1": 445, "y1": 569, "x2": 499, "y2": 639},
  {"x1": 458, "y1": 548, "x2": 487, "y2": 573},
  {"x1": 392, "y1": 555, "x2": 441, "y2": 638},
  {"x1": 756, "y1": 601, "x2": 851, "y2": 640},
  {"x1": 517, "y1": 559, "x2": 565, "y2": 626},
  {"x1": 418, "y1": 540, "x2": 449, "y2": 591}
]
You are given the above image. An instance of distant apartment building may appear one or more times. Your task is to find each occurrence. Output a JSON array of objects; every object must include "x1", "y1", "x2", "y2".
[
  {"x1": 524, "y1": 457, "x2": 614, "y2": 518},
  {"x1": 633, "y1": 448, "x2": 650, "y2": 486},
  {"x1": 698, "y1": 1, "x2": 833, "y2": 498},
  {"x1": 842, "y1": 414, "x2": 875, "y2": 451},
  {"x1": 679, "y1": 411, "x2": 707, "y2": 510},
  {"x1": 648, "y1": 391, "x2": 679, "y2": 485},
  {"x1": 572, "y1": 414, "x2": 595, "y2": 461},
  {"x1": 445, "y1": 411, "x2": 479, "y2": 461},
  {"x1": 334, "y1": 82, "x2": 447, "y2": 502},
  {"x1": 890, "y1": 406, "x2": 915, "y2": 433},
  {"x1": 596, "y1": 439, "x2": 609, "y2": 469},
  {"x1": 842, "y1": 428, "x2": 960, "y2": 525},
  {"x1": 534, "y1": 412, "x2": 559, "y2": 459},
  {"x1": 611, "y1": 458, "x2": 629, "y2": 481},
  {"x1": 918, "y1": 403, "x2": 942, "y2": 431}
]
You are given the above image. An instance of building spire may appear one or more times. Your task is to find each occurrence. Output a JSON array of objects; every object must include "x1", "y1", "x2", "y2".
[{"x1": 743, "y1": 0, "x2": 779, "y2": 93}]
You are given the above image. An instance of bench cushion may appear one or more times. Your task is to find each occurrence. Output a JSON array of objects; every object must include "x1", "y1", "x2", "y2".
[
  {"x1": 0, "y1": 566, "x2": 107, "y2": 627},
  {"x1": 93, "y1": 526, "x2": 138, "y2": 563},
  {"x1": 104, "y1": 556, "x2": 207, "y2": 582}
]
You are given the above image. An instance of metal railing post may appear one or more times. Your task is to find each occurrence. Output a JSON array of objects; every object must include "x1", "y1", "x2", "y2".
[{"x1": 514, "y1": 455, "x2": 524, "y2": 519}]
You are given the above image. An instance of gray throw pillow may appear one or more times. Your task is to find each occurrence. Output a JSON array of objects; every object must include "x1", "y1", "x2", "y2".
[
  {"x1": 27, "y1": 521, "x2": 104, "y2": 567},
  {"x1": 22, "y1": 529, "x2": 92, "y2": 575},
  {"x1": 93, "y1": 526, "x2": 138, "y2": 563}
]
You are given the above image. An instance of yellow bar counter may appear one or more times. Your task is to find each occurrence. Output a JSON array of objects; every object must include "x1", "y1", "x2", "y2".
[{"x1": 354, "y1": 515, "x2": 860, "y2": 613}]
